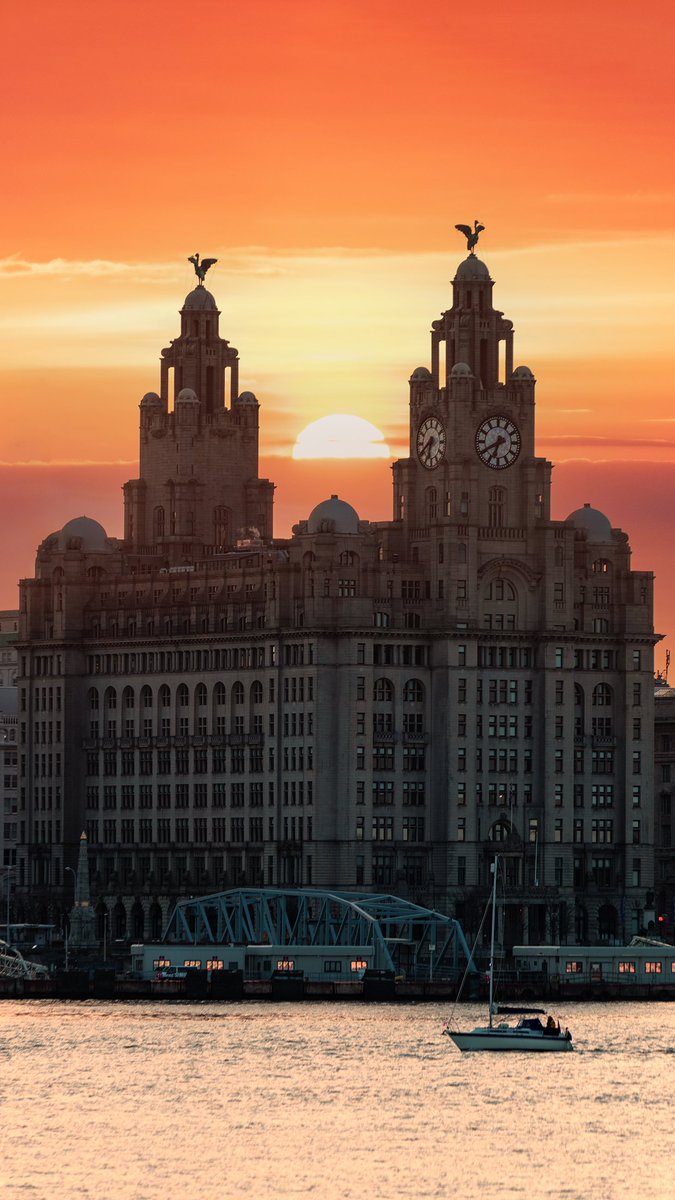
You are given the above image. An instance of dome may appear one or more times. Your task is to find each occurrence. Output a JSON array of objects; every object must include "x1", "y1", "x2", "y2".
[
  {"x1": 176, "y1": 387, "x2": 199, "y2": 404},
  {"x1": 410, "y1": 367, "x2": 432, "y2": 382},
  {"x1": 182, "y1": 287, "x2": 218, "y2": 311},
  {"x1": 450, "y1": 361, "x2": 473, "y2": 377},
  {"x1": 307, "y1": 495, "x2": 360, "y2": 535},
  {"x1": 454, "y1": 256, "x2": 491, "y2": 282},
  {"x1": 565, "y1": 503, "x2": 613, "y2": 544},
  {"x1": 59, "y1": 516, "x2": 109, "y2": 551},
  {"x1": 140, "y1": 391, "x2": 162, "y2": 406},
  {"x1": 512, "y1": 365, "x2": 535, "y2": 380},
  {"x1": 235, "y1": 390, "x2": 258, "y2": 405}
]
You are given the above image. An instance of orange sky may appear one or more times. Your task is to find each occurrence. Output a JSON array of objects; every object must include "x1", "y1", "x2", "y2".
[{"x1": 2, "y1": 0, "x2": 675, "y2": 665}]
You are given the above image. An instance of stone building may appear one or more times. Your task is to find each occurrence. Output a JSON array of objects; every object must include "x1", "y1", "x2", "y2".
[
  {"x1": 0, "y1": 612, "x2": 19, "y2": 884},
  {"x1": 653, "y1": 681, "x2": 675, "y2": 937},
  {"x1": 15, "y1": 252, "x2": 659, "y2": 945}
]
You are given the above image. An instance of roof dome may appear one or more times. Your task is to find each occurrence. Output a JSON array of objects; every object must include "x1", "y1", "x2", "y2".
[
  {"x1": 176, "y1": 387, "x2": 199, "y2": 404},
  {"x1": 454, "y1": 256, "x2": 491, "y2": 282},
  {"x1": 565, "y1": 503, "x2": 613, "y2": 544},
  {"x1": 450, "y1": 361, "x2": 473, "y2": 377},
  {"x1": 59, "y1": 516, "x2": 109, "y2": 551},
  {"x1": 235, "y1": 390, "x2": 258, "y2": 405},
  {"x1": 512, "y1": 365, "x2": 535, "y2": 380},
  {"x1": 182, "y1": 286, "x2": 217, "y2": 311},
  {"x1": 307, "y1": 495, "x2": 360, "y2": 535},
  {"x1": 140, "y1": 391, "x2": 162, "y2": 406},
  {"x1": 410, "y1": 367, "x2": 432, "y2": 382}
]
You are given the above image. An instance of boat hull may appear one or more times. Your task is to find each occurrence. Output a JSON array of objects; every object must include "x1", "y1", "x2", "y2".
[{"x1": 447, "y1": 1028, "x2": 574, "y2": 1052}]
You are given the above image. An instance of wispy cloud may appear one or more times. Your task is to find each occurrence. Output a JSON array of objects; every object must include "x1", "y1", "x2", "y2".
[
  {"x1": 540, "y1": 436, "x2": 675, "y2": 448},
  {"x1": 547, "y1": 192, "x2": 675, "y2": 205}
]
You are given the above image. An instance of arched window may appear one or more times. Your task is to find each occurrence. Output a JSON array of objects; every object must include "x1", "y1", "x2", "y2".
[
  {"x1": 195, "y1": 683, "x2": 208, "y2": 707},
  {"x1": 154, "y1": 507, "x2": 165, "y2": 539},
  {"x1": 555, "y1": 545, "x2": 564, "y2": 567},
  {"x1": 232, "y1": 682, "x2": 245, "y2": 705},
  {"x1": 88, "y1": 687, "x2": 99, "y2": 711},
  {"x1": 488, "y1": 486, "x2": 505, "y2": 528},
  {"x1": 592, "y1": 559, "x2": 611, "y2": 574},
  {"x1": 251, "y1": 680, "x2": 263, "y2": 705},
  {"x1": 373, "y1": 611, "x2": 390, "y2": 627},
  {"x1": 213, "y1": 506, "x2": 230, "y2": 549},
  {"x1": 404, "y1": 612, "x2": 420, "y2": 628},
  {"x1": 403, "y1": 679, "x2": 424, "y2": 703},
  {"x1": 159, "y1": 684, "x2": 171, "y2": 708},
  {"x1": 177, "y1": 683, "x2": 189, "y2": 707},
  {"x1": 593, "y1": 618, "x2": 610, "y2": 633},
  {"x1": 141, "y1": 685, "x2": 153, "y2": 709},
  {"x1": 373, "y1": 678, "x2": 394, "y2": 703},
  {"x1": 214, "y1": 682, "x2": 226, "y2": 706},
  {"x1": 593, "y1": 683, "x2": 613, "y2": 707},
  {"x1": 490, "y1": 819, "x2": 512, "y2": 842},
  {"x1": 339, "y1": 550, "x2": 356, "y2": 566},
  {"x1": 122, "y1": 686, "x2": 134, "y2": 710},
  {"x1": 104, "y1": 687, "x2": 117, "y2": 710},
  {"x1": 426, "y1": 487, "x2": 437, "y2": 520},
  {"x1": 458, "y1": 543, "x2": 467, "y2": 564}
]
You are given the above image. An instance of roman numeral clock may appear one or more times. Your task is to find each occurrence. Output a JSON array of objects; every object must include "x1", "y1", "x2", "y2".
[
  {"x1": 474, "y1": 415, "x2": 521, "y2": 469},
  {"x1": 416, "y1": 415, "x2": 446, "y2": 469}
]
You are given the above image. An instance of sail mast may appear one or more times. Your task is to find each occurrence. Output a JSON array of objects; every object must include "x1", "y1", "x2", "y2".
[{"x1": 488, "y1": 855, "x2": 498, "y2": 1029}]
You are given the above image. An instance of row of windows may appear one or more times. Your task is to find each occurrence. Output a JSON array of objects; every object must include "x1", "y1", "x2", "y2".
[
  {"x1": 87, "y1": 742, "x2": 316, "y2": 773},
  {"x1": 86, "y1": 677, "x2": 314, "y2": 711},
  {"x1": 85, "y1": 780, "x2": 313, "y2": 809},
  {"x1": 356, "y1": 816, "x2": 426, "y2": 842},
  {"x1": 85, "y1": 815, "x2": 313, "y2": 845}
]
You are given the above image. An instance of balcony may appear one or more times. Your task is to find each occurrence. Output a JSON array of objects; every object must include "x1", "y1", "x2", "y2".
[
  {"x1": 403, "y1": 732, "x2": 428, "y2": 745},
  {"x1": 372, "y1": 731, "x2": 396, "y2": 745}
]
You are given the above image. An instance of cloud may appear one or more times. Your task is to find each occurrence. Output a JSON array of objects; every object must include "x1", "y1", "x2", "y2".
[
  {"x1": 547, "y1": 192, "x2": 675, "y2": 205},
  {"x1": 540, "y1": 435, "x2": 675, "y2": 448}
]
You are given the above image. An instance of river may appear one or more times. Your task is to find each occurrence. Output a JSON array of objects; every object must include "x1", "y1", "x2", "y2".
[{"x1": 1, "y1": 1000, "x2": 673, "y2": 1199}]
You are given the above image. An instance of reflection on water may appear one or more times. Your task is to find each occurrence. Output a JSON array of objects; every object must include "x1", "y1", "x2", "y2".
[{"x1": 1, "y1": 1001, "x2": 673, "y2": 1200}]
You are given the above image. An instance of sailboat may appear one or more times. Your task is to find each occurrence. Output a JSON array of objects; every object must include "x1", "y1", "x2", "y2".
[{"x1": 443, "y1": 855, "x2": 574, "y2": 1052}]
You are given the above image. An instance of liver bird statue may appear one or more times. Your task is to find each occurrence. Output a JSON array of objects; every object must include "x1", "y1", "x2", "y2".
[
  {"x1": 455, "y1": 221, "x2": 485, "y2": 254},
  {"x1": 188, "y1": 253, "x2": 218, "y2": 284}
]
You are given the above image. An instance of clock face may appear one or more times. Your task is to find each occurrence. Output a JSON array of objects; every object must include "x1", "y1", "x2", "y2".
[
  {"x1": 416, "y1": 415, "x2": 446, "y2": 470},
  {"x1": 475, "y1": 415, "x2": 521, "y2": 470}
]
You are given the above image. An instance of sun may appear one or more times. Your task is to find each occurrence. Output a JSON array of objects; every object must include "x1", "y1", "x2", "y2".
[{"x1": 293, "y1": 414, "x2": 391, "y2": 460}]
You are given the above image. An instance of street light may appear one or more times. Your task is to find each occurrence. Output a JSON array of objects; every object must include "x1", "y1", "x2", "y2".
[
  {"x1": 1, "y1": 868, "x2": 15, "y2": 946},
  {"x1": 64, "y1": 866, "x2": 76, "y2": 971}
]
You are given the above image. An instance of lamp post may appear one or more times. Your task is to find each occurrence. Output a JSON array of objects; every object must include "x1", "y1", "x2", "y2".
[
  {"x1": 1, "y1": 868, "x2": 14, "y2": 946},
  {"x1": 64, "y1": 866, "x2": 76, "y2": 970}
]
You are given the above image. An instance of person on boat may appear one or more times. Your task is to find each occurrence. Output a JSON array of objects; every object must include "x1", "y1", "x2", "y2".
[{"x1": 545, "y1": 1015, "x2": 558, "y2": 1035}]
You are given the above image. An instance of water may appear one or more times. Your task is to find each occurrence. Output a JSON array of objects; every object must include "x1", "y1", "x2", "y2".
[{"x1": 1, "y1": 1000, "x2": 673, "y2": 1200}]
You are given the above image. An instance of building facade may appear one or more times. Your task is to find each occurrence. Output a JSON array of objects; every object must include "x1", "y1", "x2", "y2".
[
  {"x1": 0, "y1": 612, "x2": 19, "y2": 885},
  {"x1": 15, "y1": 253, "x2": 659, "y2": 945}
]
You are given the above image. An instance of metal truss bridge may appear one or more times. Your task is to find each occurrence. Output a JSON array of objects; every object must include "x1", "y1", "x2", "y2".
[{"x1": 164, "y1": 888, "x2": 476, "y2": 979}]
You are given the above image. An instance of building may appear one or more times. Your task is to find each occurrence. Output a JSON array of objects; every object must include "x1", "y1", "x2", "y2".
[
  {"x1": 15, "y1": 247, "x2": 659, "y2": 945},
  {"x1": 653, "y1": 681, "x2": 675, "y2": 936},
  {"x1": 0, "y1": 611, "x2": 19, "y2": 886}
]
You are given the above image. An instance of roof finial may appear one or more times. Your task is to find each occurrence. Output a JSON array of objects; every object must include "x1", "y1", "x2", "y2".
[
  {"x1": 188, "y1": 253, "x2": 218, "y2": 285},
  {"x1": 454, "y1": 221, "x2": 485, "y2": 255}
]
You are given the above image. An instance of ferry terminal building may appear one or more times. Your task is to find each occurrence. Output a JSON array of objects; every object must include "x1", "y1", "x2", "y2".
[{"x1": 14, "y1": 248, "x2": 659, "y2": 948}]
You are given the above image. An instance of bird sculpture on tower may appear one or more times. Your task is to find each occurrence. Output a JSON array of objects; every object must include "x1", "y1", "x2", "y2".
[
  {"x1": 188, "y1": 253, "x2": 218, "y2": 284},
  {"x1": 455, "y1": 221, "x2": 485, "y2": 254}
]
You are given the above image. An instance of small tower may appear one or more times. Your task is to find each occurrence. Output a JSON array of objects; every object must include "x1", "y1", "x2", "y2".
[
  {"x1": 123, "y1": 259, "x2": 275, "y2": 558},
  {"x1": 67, "y1": 832, "x2": 97, "y2": 949}
]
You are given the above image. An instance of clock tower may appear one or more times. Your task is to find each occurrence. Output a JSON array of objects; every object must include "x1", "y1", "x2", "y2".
[{"x1": 393, "y1": 250, "x2": 552, "y2": 534}]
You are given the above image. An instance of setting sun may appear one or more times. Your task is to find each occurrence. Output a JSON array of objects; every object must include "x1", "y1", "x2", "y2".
[{"x1": 292, "y1": 414, "x2": 391, "y2": 460}]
